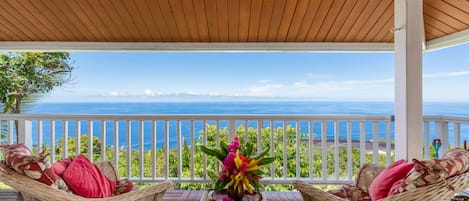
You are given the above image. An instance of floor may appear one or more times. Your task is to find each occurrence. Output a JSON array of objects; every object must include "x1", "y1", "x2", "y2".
[
  {"x1": 163, "y1": 190, "x2": 303, "y2": 201},
  {"x1": 0, "y1": 190, "x2": 303, "y2": 201}
]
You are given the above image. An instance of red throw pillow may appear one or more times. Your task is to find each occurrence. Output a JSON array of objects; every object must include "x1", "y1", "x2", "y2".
[
  {"x1": 62, "y1": 154, "x2": 116, "y2": 198},
  {"x1": 52, "y1": 157, "x2": 74, "y2": 177},
  {"x1": 368, "y1": 160, "x2": 414, "y2": 200}
]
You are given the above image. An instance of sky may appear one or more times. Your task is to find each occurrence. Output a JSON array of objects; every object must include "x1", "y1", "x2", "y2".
[{"x1": 41, "y1": 43, "x2": 469, "y2": 102}]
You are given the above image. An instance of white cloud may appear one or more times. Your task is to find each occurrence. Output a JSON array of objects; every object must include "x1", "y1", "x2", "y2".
[
  {"x1": 143, "y1": 89, "x2": 155, "y2": 96},
  {"x1": 104, "y1": 91, "x2": 127, "y2": 97},
  {"x1": 424, "y1": 70, "x2": 469, "y2": 78},
  {"x1": 247, "y1": 84, "x2": 284, "y2": 96}
]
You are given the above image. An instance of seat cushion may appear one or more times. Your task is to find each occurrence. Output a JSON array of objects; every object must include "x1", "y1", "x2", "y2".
[
  {"x1": 1, "y1": 144, "x2": 33, "y2": 173},
  {"x1": 62, "y1": 154, "x2": 116, "y2": 198},
  {"x1": 1, "y1": 144, "x2": 69, "y2": 190},
  {"x1": 368, "y1": 160, "x2": 414, "y2": 200},
  {"x1": 390, "y1": 148, "x2": 469, "y2": 195}
]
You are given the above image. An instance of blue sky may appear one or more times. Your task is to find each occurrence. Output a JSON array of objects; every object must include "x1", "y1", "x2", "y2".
[{"x1": 42, "y1": 43, "x2": 469, "y2": 102}]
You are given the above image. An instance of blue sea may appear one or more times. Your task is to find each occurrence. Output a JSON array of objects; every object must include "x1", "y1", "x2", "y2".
[{"x1": 21, "y1": 102, "x2": 469, "y2": 149}]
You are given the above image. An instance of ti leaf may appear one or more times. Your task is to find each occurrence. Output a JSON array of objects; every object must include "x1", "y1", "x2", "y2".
[
  {"x1": 250, "y1": 180, "x2": 262, "y2": 199},
  {"x1": 251, "y1": 147, "x2": 270, "y2": 159},
  {"x1": 258, "y1": 157, "x2": 276, "y2": 165},
  {"x1": 214, "y1": 179, "x2": 228, "y2": 191},
  {"x1": 220, "y1": 141, "x2": 228, "y2": 155},
  {"x1": 198, "y1": 145, "x2": 226, "y2": 161}
]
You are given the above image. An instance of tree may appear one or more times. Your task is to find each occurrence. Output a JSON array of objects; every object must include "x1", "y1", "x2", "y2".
[{"x1": 0, "y1": 52, "x2": 73, "y2": 114}]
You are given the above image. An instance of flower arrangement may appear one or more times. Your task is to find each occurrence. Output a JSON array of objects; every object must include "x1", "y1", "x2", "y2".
[{"x1": 199, "y1": 136, "x2": 275, "y2": 201}]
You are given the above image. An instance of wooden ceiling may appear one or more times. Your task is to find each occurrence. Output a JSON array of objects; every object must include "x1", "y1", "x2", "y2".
[{"x1": 0, "y1": 0, "x2": 467, "y2": 43}]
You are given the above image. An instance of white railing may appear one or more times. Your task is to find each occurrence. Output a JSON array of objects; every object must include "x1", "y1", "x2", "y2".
[
  {"x1": 423, "y1": 115, "x2": 469, "y2": 159},
  {"x1": 2, "y1": 114, "x2": 395, "y2": 184}
]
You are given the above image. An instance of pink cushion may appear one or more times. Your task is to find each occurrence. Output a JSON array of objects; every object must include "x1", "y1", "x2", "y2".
[
  {"x1": 62, "y1": 154, "x2": 115, "y2": 198},
  {"x1": 52, "y1": 157, "x2": 74, "y2": 177},
  {"x1": 368, "y1": 160, "x2": 414, "y2": 200}
]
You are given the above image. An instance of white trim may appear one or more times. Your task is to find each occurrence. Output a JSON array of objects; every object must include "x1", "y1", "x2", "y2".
[
  {"x1": 426, "y1": 29, "x2": 469, "y2": 52},
  {"x1": 0, "y1": 41, "x2": 394, "y2": 52}
]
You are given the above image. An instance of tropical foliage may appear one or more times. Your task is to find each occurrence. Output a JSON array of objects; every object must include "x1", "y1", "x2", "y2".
[{"x1": 0, "y1": 52, "x2": 73, "y2": 114}]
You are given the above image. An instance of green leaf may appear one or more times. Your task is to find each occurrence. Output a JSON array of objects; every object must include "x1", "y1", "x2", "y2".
[
  {"x1": 251, "y1": 147, "x2": 270, "y2": 159},
  {"x1": 198, "y1": 145, "x2": 226, "y2": 161},
  {"x1": 250, "y1": 180, "x2": 262, "y2": 199},
  {"x1": 214, "y1": 179, "x2": 228, "y2": 191},
  {"x1": 242, "y1": 143, "x2": 253, "y2": 156},
  {"x1": 258, "y1": 157, "x2": 276, "y2": 165},
  {"x1": 220, "y1": 141, "x2": 228, "y2": 155}
]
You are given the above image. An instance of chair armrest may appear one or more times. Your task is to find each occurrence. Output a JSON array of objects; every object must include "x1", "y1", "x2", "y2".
[
  {"x1": 293, "y1": 181, "x2": 347, "y2": 201},
  {"x1": 107, "y1": 181, "x2": 173, "y2": 201}
]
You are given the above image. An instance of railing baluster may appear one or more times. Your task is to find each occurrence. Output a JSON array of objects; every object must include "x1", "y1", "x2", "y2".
[
  {"x1": 114, "y1": 120, "x2": 119, "y2": 168},
  {"x1": 309, "y1": 120, "x2": 314, "y2": 179},
  {"x1": 88, "y1": 120, "x2": 93, "y2": 162},
  {"x1": 334, "y1": 120, "x2": 339, "y2": 180},
  {"x1": 50, "y1": 120, "x2": 55, "y2": 162},
  {"x1": 373, "y1": 121, "x2": 378, "y2": 164},
  {"x1": 63, "y1": 120, "x2": 68, "y2": 159},
  {"x1": 203, "y1": 120, "x2": 207, "y2": 181},
  {"x1": 270, "y1": 120, "x2": 274, "y2": 179},
  {"x1": 101, "y1": 120, "x2": 106, "y2": 161},
  {"x1": 282, "y1": 120, "x2": 287, "y2": 179},
  {"x1": 257, "y1": 120, "x2": 262, "y2": 153},
  {"x1": 295, "y1": 120, "x2": 300, "y2": 179},
  {"x1": 152, "y1": 120, "x2": 156, "y2": 180},
  {"x1": 76, "y1": 120, "x2": 81, "y2": 155},
  {"x1": 190, "y1": 120, "x2": 195, "y2": 180},
  {"x1": 347, "y1": 121, "x2": 352, "y2": 180},
  {"x1": 38, "y1": 120, "x2": 43, "y2": 153},
  {"x1": 114, "y1": 120, "x2": 119, "y2": 169},
  {"x1": 423, "y1": 121, "x2": 430, "y2": 159},
  {"x1": 455, "y1": 122, "x2": 461, "y2": 148},
  {"x1": 244, "y1": 120, "x2": 248, "y2": 143},
  {"x1": 386, "y1": 121, "x2": 391, "y2": 165},
  {"x1": 360, "y1": 121, "x2": 366, "y2": 164},
  {"x1": 139, "y1": 120, "x2": 144, "y2": 179},
  {"x1": 8, "y1": 120, "x2": 13, "y2": 144},
  {"x1": 164, "y1": 120, "x2": 169, "y2": 180},
  {"x1": 177, "y1": 120, "x2": 182, "y2": 181},
  {"x1": 229, "y1": 119, "x2": 236, "y2": 139},
  {"x1": 216, "y1": 120, "x2": 220, "y2": 173},
  {"x1": 321, "y1": 120, "x2": 327, "y2": 180},
  {"x1": 126, "y1": 120, "x2": 131, "y2": 179}
]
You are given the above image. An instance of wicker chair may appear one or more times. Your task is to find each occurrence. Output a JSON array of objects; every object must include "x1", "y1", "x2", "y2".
[
  {"x1": 0, "y1": 160, "x2": 173, "y2": 201},
  {"x1": 294, "y1": 163, "x2": 469, "y2": 201}
]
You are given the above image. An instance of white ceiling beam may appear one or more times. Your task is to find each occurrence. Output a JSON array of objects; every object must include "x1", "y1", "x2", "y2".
[
  {"x1": 425, "y1": 29, "x2": 469, "y2": 52},
  {"x1": 0, "y1": 42, "x2": 394, "y2": 52}
]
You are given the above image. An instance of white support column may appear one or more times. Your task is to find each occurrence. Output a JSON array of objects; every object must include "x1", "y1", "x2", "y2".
[
  {"x1": 394, "y1": 0, "x2": 424, "y2": 160},
  {"x1": 17, "y1": 119, "x2": 33, "y2": 149}
]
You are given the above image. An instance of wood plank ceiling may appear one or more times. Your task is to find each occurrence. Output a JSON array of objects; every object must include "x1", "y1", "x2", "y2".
[{"x1": 0, "y1": 0, "x2": 467, "y2": 43}]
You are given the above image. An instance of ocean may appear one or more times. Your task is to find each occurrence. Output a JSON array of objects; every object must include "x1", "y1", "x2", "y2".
[{"x1": 20, "y1": 102, "x2": 469, "y2": 149}]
